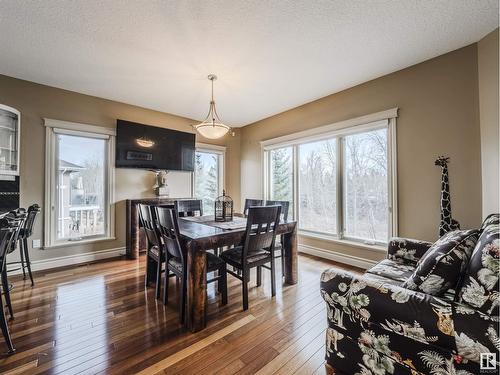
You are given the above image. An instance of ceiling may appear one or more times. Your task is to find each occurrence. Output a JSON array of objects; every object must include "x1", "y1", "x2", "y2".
[{"x1": 0, "y1": 1, "x2": 497, "y2": 127}]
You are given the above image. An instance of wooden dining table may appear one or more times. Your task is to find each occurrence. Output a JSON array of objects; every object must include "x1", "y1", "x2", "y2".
[{"x1": 177, "y1": 215, "x2": 298, "y2": 332}]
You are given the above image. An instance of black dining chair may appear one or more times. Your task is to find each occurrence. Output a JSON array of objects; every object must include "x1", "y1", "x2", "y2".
[
  {"x1": 265, "y1": 200, "x2": 289, "y2": 275},
  {"x1": 243, "y1": 199, "x2": 264, "y2": 217},
  {"x1": 0, "y1": 226, "x2": 16, "y2": 354},
  {"x1": 155, "y1": 206, "x2": 227, "y2": 322},
  {"x1": 16, "y1": 204, "x2": 40, "y2": 286},
  {"x1": 1, "y1": 213, "x2": 23, "y2": 320},
  {"x1": 221, "y1": 205, "x2": 281, "y2": 311},
  {"x1": 175, "y1": 199, "x2": 203, "y2": 217},
  {"x1": 138, "y1": 204, "x2": 165, "y2": 299}
]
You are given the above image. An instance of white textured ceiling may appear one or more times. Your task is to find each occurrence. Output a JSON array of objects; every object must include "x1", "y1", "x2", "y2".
[{"x1": 0, "y1": 1, "x2": 497, "y2": 127}]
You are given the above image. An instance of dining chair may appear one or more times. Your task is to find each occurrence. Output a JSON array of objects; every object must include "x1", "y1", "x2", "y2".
[
  {"x1": 243, "y1": 199, "x2": 264, "y2": 217},
  {"x1": 0, "y1": 227, "x2": 16, "y2": 353},
  {"x1": 138, "y1": 203, "x2": 165, "y2": 299},
  {"x1": 155, "y1": 206, "x2": 227, "y2": 323},
  {"x1": 175, "y1": 199, "x2": 203, "y2": 217},
  {"x1": 1, "y1": 213, "x2": 23, "y2": 320},
  {"x1": 265, "y1": 200, "x2": 289, "y2": 275},
  {"x1": 221, "y1": 205, "x2": 281, "y2": 311},
  {"x1": 16, "y1": 204, "x2": 40, "y2": 286}
]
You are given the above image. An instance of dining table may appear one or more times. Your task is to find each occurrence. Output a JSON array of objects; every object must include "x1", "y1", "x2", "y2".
[{"x1": 175, "y1": 215, "x2": 298, "y2": 332}]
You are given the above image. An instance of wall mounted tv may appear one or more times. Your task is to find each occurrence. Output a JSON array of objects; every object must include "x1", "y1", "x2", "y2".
[{"x1": 115, "y1": 119, "x2": 195, "y2": 171}]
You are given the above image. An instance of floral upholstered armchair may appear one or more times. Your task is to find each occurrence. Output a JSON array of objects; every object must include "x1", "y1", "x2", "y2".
[{"x1": 320, "y1": 214, "x2": 499, "y2": 375}]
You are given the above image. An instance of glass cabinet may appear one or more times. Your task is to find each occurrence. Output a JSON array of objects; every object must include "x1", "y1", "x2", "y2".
[{"x1": 0, "y1": 104, "x2": 20, "y2": 176}]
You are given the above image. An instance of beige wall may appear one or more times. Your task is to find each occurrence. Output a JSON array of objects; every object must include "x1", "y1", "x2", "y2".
[
  {"x1": 240, "y1": 44, "x2": 482, "y2": 261},
  {"x1": 478, "y1": 28, "x2": 499, "y2": 218},
  {"x1": 0, "y1": 74, "x2": 240, "y2": 262}
]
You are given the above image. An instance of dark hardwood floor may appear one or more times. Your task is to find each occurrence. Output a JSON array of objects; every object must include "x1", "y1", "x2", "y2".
[{"x1": 0, "y1": 253, "x2": 361, "y2": 374}]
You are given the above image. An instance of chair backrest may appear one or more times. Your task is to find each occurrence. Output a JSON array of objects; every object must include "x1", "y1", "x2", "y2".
[
  {"x1": 265, "y1": 200, "x2": 289, "y2": 221},
  {"x1": 242, "y1": 205, "x2": 281, "y2": 261},
  {"x1": 21, "y1": 204, "x2": 40, "y2": 238},
  {"x1": 0, "y1": 228, "x2": 16, "y2": 266},
  {"x1": 175, "y1": 199, "x2": 203, "y2": 217},
  {"x1": 0, "y1": 216, "x2": 22, "y2": 255},
  {"x1": 155, "y1": 206, "x2": 183, "y2": 260},
  {"x1": 243, "y1": 199, "x2": 264, "y2": 217},
  {"x1": 138, "y1": 204, "x2": 160, "y2": 247}
]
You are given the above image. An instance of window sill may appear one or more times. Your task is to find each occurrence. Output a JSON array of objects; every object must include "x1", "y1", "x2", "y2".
[
  {"x1": 298, "y1": 230, "x2": 386, "y2": 253},
  {"x1": 43, "y1": 237, "x2": 116, "y2": 250}
]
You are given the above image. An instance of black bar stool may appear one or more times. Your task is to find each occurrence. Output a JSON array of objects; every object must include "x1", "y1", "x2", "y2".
[{"x1": 0, "y1": 226, "x2": 17, "y2": 354}]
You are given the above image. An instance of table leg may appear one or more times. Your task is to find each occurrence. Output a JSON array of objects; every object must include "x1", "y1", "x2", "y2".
[
  {"x1": 185, "y1": 241, "x2": 207, "y2": 332},
  {"x1": 283, "y1": 225, "x2": 298, "y2": 285}
]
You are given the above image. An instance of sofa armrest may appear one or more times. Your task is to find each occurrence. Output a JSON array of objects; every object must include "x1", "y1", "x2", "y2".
[
  {"x1": 387, "y1": 237, "x2": 433, "y2": 264},
  {"x1": 452, "y1": 301, "x2": 500, "y2": 365},
  {"x1": 320, "y1": 267, "x2": 455, "y2": 350}
]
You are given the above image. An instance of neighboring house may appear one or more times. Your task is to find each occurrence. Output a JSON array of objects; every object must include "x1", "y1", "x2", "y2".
[{"x1": 58, "y1": 160, "x2": 102, "y2": 239}]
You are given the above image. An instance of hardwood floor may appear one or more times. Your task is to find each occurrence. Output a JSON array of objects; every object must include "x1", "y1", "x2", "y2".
[{"x1": 0, "y1": 253, "x2": 361, "y2": 374}]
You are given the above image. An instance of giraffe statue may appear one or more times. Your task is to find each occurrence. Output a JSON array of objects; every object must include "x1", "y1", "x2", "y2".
[{"x1": 435, "y1": 156, "x2": 460, "y2": 236}]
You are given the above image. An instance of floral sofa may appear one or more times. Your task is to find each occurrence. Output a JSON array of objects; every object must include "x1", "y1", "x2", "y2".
[{"x1": 320, "y1": 214, "x2": 499, "y2": 375}]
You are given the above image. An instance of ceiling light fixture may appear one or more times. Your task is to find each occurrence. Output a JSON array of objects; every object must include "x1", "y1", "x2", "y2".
[{"x1": 193, "y1": 74, "x2": 233, "y2": 139}]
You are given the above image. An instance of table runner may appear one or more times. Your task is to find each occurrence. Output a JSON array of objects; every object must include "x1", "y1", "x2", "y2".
[{"x1": 181, "y1": 215, "x2": 248, "y2": 230}]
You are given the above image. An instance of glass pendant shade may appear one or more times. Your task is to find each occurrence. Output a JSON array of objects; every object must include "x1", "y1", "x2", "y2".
[{"x1": 193, "y1": 75, "x2": 232, "y2": 139}]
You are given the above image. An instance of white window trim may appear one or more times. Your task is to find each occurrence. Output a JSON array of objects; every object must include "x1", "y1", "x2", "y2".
[
  {"x1": 44, "y1": 119, "x2": 116, "y2": 248},
  {"x1": 261, "y1": 108, "x2": 398, "y2": 246},
  {"x1": 192, "y1": 142, "x2": 226, "y2": 198}
]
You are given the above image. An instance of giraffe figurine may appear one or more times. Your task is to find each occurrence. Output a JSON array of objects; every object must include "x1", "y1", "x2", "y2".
[{"x1": 435, "y1": 156, "x2": 460, "y2": 236}]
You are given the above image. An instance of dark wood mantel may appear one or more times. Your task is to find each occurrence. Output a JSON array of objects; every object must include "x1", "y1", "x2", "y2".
[{"x1": 125, "y1": 197, "x2": 191, "y2": 259}]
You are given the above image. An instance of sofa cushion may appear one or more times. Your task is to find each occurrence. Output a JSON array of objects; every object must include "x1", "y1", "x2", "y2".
[
  {"x1": 458, "y1": 214, "x2": 499, "y2": 315},
  {"x1": 402, "y1": 229, "x2": 479, "y2": 296},
  {"x1": 366, "y1": 259, "x2": 416, "y2": 284}
]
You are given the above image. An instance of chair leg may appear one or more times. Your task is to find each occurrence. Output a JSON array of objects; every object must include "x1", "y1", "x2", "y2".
[
  {"x1": 19, "y1": 239, "x2": 26, "y2": 280},
  {"x1": 0, "y1": 294, "x2": 14, "y2": 354},
  {"x1": 163, "y1": 268, "x2": 170, "y2": 305},
  {"x1": 221, "y1": 266, "x2": 228, "y2": 305},
  {"x1": 281, "y1": 248, "x2": 285, "y2": 277},
  {"x1": 1, "y1": 268, "x2": 13, "y2": 319},
  {"x1": 155, "y1": 258, "x2": 162, "y2": 300},
  {"x1": 256, "y1": 266, "x2": 262, "y2": 287},
  {"x1": 270, "y1": 259, "x2": 276, "y2": 297},
  {"x1": 242, "y1": 267, "x2": 249, "y2": 311},
  {"x1": 23, "y1": 238, "x2": 34, "y2": 287}
]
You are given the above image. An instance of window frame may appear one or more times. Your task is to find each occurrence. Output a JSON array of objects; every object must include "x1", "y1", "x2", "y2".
[
  {"x1": 192, "y1": 142, "x2": 226, "y2": 205},
  {"x1": 261, "y1": 108, "x2": 398, "y2": 246},
  {"x1": 44, "y1": 119, "x2": 115, "y2": 248}
]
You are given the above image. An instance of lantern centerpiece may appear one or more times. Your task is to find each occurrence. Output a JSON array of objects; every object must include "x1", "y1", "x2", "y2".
[{"x1": 214, "y1": 190, "x2": 233, "y2": 222}]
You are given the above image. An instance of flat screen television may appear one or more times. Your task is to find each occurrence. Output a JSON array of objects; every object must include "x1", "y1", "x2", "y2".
[{"x1": 115, "y1": 119, "x2": 195, "y2": 171}]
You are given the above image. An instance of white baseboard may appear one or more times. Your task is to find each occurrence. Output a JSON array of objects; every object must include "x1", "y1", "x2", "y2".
[
  {"x1": 8, "y1": 247, "x2": 125, "y2": 275},
  {"x1": 299, "y1": 244, "x2": 378, "y2": 269}
]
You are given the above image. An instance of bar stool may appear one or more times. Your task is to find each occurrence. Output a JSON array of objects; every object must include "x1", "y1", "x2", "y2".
[{"x1": 16, "y1": 204, "x2": 40, "y2": 286}]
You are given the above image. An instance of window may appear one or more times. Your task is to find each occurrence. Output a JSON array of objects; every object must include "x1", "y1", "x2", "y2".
[
  {"x1": 343, "y1": 128, "x2": 388, "y2": 242},
  {"x1": 299, "y1": 139, "x2": 337, "y2": 234},
  {"x1": 268, "y1": 147, "x2": 294, "y2": 218},
  {"x1": 193, "y1": 144, "x2": 225, "y2": 215},
  {"x1": 45, "y1": 119, "x2": 115, "y2": 247},
  {"x1": 263, "y1": 109, "x2": 397, "y2": 245}
]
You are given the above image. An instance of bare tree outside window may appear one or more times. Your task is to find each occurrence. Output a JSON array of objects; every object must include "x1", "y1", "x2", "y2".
[
  {"x1": 344, "y1": 128, "x2": 388, "y2": 242},
  {"x1": 299, "y1": 139, "x2": 337, "y2": 234}
]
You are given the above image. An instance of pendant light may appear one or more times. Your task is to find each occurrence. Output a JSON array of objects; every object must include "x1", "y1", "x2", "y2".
[{"x1": 193, "y1": 74, "x2": 233, "y2": 139}]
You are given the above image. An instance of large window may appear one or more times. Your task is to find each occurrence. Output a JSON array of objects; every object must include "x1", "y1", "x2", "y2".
[
  {"x1": 263, "y1": 112, "x2": 397, "y2": 245},
  {"x1": 45, "y1": 120, "x2": 115, "y2": 247},
  {"x1": 299, "y1": 139, "x2": 337, "y2": 234},
  {"x1": 193, "y1": 145, "x2": 225, "y2": 215},
  {"x1": 269, "y1": 147, "x2": 294, "y2": 218}
]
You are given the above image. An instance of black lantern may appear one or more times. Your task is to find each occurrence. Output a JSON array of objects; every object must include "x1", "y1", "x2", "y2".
[{"x1": 214, "y1": 190, "x2": 233, "y2": 222}]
